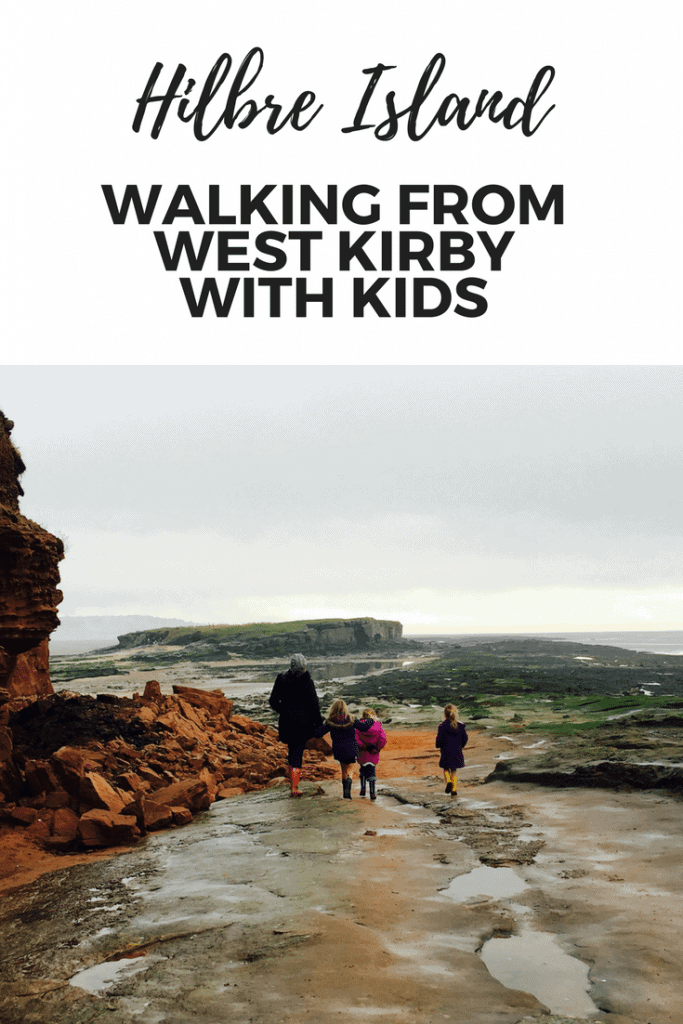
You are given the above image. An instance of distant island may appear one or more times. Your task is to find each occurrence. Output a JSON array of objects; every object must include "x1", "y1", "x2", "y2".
[{"x1": 112, "y1": 616, "x2": 406, "y2": 660}]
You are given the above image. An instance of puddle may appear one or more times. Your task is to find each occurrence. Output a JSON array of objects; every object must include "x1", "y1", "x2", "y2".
[
  {"x1": 457, "y1": 797, "x2": 499, "y2": 811},
  {"x1": 330, "y1": 1005, "x2": 411, "y2": 1017},
  {"x1": 606, "y1": 708, "x2": 646, "y2": 720},
  {"x1": 442, "y1": 865, "x2": 528, "y2": 902},
  {"x1": 370, "y1": 827, "x2": 411, "y2": 837},
  {"x1": 384, "y1": 799, "x2": 437, "y2": 824},
  {"x1": 70, "y1": 955, "x2": 158, "y2": 995},
  {"x1": 577, "y1": 850, "x2": 621, "y2": 863},
  {"x1": 481, "y1": 928, "x2": 596, "y2": 1016},
  {"x1": 629, "y1": 761, "x2": 683, "y2": 768}
]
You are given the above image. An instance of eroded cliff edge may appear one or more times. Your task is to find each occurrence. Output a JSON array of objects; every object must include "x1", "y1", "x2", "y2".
[{"x1": 0, "y1": 410, "x2": 64, "y2": 697}]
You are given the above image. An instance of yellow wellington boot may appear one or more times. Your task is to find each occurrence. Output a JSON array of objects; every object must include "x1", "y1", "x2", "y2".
[
  {"x1": 451, "y1": 773, "x2": 458, "y2": 797},
  {"x1": 444, "y1": 771, "x2": 453, "y2": 794}
]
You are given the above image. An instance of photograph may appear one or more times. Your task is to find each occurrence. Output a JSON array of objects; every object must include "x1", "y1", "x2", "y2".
[{"x1": 1, "y1": 4, "x2": 681, "y2": 1023}]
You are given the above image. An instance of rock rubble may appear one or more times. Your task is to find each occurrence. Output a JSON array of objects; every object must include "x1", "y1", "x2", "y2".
[{"x1": 0, "y1": 681, "x2": 336, "y2": 851}]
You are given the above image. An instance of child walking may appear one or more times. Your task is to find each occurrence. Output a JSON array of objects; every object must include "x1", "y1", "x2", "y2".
[
  {"x1": 318, "y1": 699, "x2": 373, "y2": 798},
  {"x1": 435, "y1": 703, "x2": 468, "y2": 796},
  {"x1": 355, "y1": 708, "x2": 387, "y2": 800}
]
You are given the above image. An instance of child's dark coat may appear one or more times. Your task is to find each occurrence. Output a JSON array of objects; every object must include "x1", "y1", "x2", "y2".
[{"x1": 435, "y1": 720, "x2": 468, "y2": 770}]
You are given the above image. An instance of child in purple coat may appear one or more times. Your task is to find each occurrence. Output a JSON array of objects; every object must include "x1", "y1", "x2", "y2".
[
  {"x1": 435, "y1": 703, "x2": 468, "y2": 796},
  {"x1": 355, "y1": 708, "x2": 387, "y2": 800}
]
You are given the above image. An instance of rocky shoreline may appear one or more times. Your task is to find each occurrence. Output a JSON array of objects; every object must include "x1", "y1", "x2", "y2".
[{"x1": 0, "y1": 681, "x2": 335, "y2": 854}]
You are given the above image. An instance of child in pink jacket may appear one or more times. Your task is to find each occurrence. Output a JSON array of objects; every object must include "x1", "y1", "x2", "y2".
[{"x1": 355, "y1": 708, "x2": 387, "y2": 800}]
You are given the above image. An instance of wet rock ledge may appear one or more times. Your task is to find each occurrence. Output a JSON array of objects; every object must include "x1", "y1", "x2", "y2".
[
  {"x1": 486, "y1": 715, "x2": 683, "y2": 792},
  {"x1": 0, "y1": 681, "x2": 335, "y2": 852}
]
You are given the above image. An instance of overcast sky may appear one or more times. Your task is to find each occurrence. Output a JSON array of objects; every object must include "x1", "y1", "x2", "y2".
[{"x1": 2, "y1": 365, "x2": 681, "y2": 633}]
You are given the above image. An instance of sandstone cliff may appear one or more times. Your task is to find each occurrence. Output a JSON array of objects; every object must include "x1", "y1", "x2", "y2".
[{"x1": 0, "y1": 410, "x2": 64, "y2": 696}]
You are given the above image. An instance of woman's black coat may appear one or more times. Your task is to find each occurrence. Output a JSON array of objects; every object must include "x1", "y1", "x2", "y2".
[{"x1": 268, "y1": 669, "x2": 323, "y2": 745}]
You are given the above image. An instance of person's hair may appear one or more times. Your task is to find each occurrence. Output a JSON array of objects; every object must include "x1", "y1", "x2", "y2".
[
  {"x1": 328, "y1": 698, "x2": 350, "y2": 719},
  {"x1": 443, "y1": 703, "x2": 458, "y2": 724},
  {"x1": 361, "y1": 708, "x2": 376, "y2": 719},
  {"x1": 290, "y1": 653, "x2": 307, "y2": 672}
]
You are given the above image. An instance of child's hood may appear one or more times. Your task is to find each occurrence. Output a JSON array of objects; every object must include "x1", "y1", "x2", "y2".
[
  {"x1": 358, "y1": 719, "x2": 384, "y2": 741},
  {"x1": 326, "y1": 713, "x2": 355, "y2": 729}
]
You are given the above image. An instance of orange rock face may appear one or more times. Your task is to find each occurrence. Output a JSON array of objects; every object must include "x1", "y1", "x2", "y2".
[{"x1": 0, "y1": 410, "x2": 64, "y2": 694}]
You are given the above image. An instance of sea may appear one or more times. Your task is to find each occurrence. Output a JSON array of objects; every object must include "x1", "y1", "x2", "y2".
[{"x1": 409, "y1": 631, "x2": 683, "y2": 657}]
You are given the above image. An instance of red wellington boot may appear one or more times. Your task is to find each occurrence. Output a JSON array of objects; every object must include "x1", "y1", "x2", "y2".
[{"x1": 289, "y1": 767, "x2": 303, "y2": 797}]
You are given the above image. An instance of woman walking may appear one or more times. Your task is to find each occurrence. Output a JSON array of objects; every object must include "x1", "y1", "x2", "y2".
[{"x1": 269, "y1": 653, "x2": 323, "y2": 797}]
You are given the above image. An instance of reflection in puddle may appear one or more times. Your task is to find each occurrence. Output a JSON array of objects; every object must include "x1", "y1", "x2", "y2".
[
  {"x1": 481, "y1": 928, "x2": 596, "y2": 1016},
  {"x1": 442, "y1": 865, "x2": 528, "y2": 901},
  {"x1": 69, "y1": 955, "x2": 158, "y2": 995}
]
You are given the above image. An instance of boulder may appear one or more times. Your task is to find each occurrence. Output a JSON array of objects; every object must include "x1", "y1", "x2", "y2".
[
  {"x1": 134, "y1": 705, "x2": 156, "y2": 726},
  {"x1": 51, "y1": 746, "x2": 87, "y2": 796},
  {"x1": 171, "y1": 806, "x2": 192, "y2": 826},
  {"x1": 156, "y1": 710, "x2": 204, "y2": 748},
  {"x1": 116, "y1": 770, "x2": 147, "y2": 793},
  {"x1": 121, "y1": 794, "x2": 175, "y2": 832},
  {"x1": 8, "y1": 806, "x2": 37, "y2": 827},
  {"x1": 135, "y1": 765, "x2": 165, "y2": 789},
  {"x1": 43, "y1": 788, "x2": 71, "y2": 809},
  {"x1": 78, "y1": 808, "x2": 141, "y2": 848},
  {"x1": 216, "y1": 785, "x2": 246, "y2": 799},
  {"x1": 26, "y1": 811, "x2": 54, "y2": 844},
  {"x1": 23, "y1": 759, "x2": 60, "y2": 797},
  {"x1": 148, "y1": 777, "x2": 211, "y2": 813},
  {"x1": 79, "y1": 771, "x2": 127, "y2": 814},
  {"x1": 176, "y1": 698, "x2": 204, "y2": 728},
  {"x1": 143, "y1": 679, "x2": 163, "y2": 702},
  {"x1": 43, "y1": 807, "x2": 80, "y2": 850},
  {"x1": 171, "y1": 685, "x2": 233, "y2": 721}
]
